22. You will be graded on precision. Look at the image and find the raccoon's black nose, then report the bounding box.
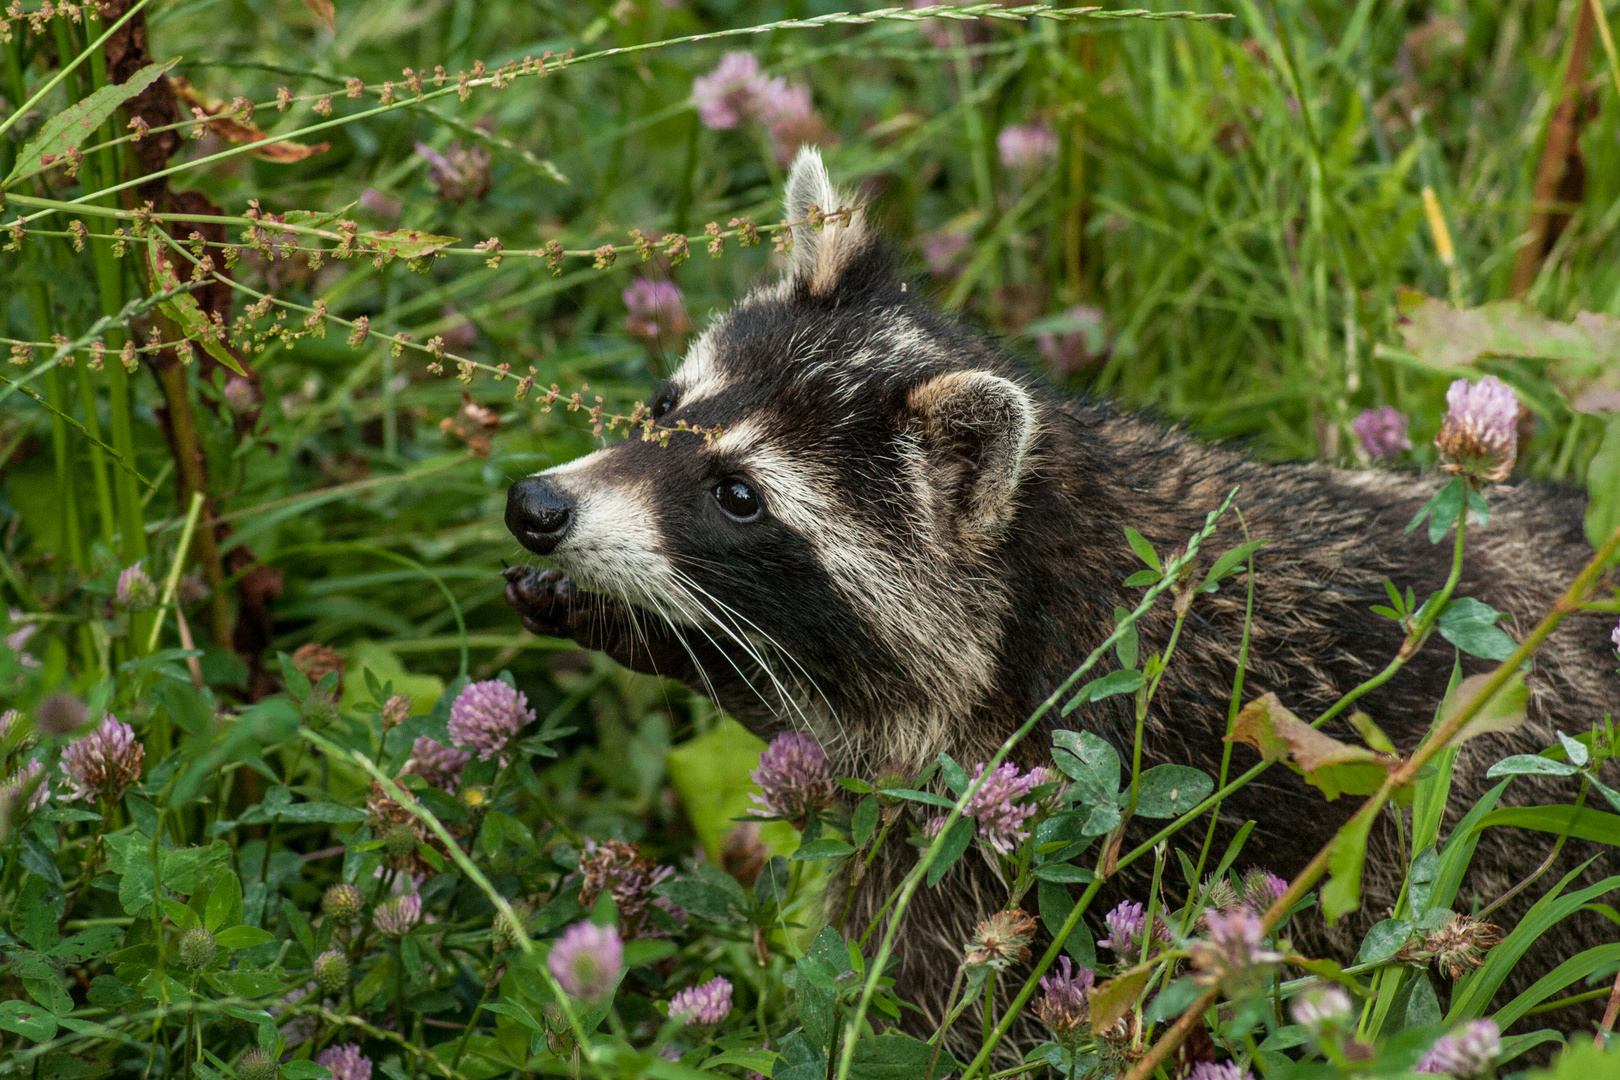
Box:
[506,477,573,555]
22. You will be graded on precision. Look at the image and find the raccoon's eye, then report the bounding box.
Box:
[713,478,762,521]
[650,384,678,421]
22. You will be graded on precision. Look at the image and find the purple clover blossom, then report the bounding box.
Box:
[623,279,692,345]
[1290,984,1354,1034]
[1436,376,1519,483]
[1099,900,1150,958]
[922,815,948,839]
[670,975,733,1025]
[373,893,421,936]
[549,920,623,1000]
[692,52,768,129]
[413,140,492,204]
[1352,406,1412,459]
[1240,868,1289,914]
[116,564,157,611]
[1,760,49,817]
[1416,1019,1501,1077]
[315,1043,373,1080]
[964,762,1040,855]
[748,732,835,827]
[758,79,811,126]
[1190,906,1285,996]
[997,123,1057,171]
[447,679,534,761]
[1034,956,1093,1040]
[62,717,143,804]
[1187,1065,1253,1080]
[923,230,970,277]
[401,737,471,793]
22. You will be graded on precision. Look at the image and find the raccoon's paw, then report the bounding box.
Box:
[502,565,581,640]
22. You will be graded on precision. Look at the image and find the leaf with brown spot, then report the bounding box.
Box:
[302,0,336,31]
[170,76,330,162]
[362,229,460,261]
[1226,693,1401,800]
[1088,966,1152,1035]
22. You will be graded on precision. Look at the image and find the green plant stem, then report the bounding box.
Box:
[449,976,496,1074]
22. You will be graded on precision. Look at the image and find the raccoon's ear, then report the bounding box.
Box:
[909,371,1037,541]
[783,146,870,298]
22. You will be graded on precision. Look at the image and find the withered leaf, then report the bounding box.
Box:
[1438,670,1529,745]
[1395,288,1620,414]
[171,77,330,162]
[1226,693,1401,800]
[302,0,336,32]
[1089,966,1153,1035]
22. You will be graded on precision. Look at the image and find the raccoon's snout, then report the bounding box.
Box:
[506,476,574,555]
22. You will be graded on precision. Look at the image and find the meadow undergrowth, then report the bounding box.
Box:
[3,2,1620,1080]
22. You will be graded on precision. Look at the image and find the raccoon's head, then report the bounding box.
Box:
[505,149,1046,766]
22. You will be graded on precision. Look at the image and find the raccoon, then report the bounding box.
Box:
[502,149,1619,1042]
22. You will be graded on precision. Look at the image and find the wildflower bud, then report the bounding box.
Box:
[670,975,732,1027]
[1290,984,1353,1036]
[448,679,534,762]
[381,694,410,730]
[1417,1019,1500,1077]
[1240,867,1289,915]
[747,733,835,829]
[578,838,673,937]
[492,900,534,954]
[1099,900,1160,961]
[179,926,216,970]
[223,376,256,412]
[1189,906,1284,998]
[236,1047,279,1080]
[964,908,1037,970]
[400,736,469,793]
[62,716,143,803]
[997,123,1057,172]
[1436,376,1519,484]
[383,823,419,862]
[314,948,351,994]
[1034,956,1093,1048]
[116,563,158,612]
[964,762,1047,854]
[322,882,363,922]
[1423,914,1501,980]
[316,1043,372,1080]
[1352,406,1411,460]
[36,692,88,737]
[373,893,421,936]
[548,920,622,1000]
[1199,874,1238,916]
[460,784,488,811]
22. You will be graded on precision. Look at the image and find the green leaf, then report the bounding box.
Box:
[1123,527,1161,572]
[1586,415,1620,552]
[1033,864,1095,884]
[925,817,975,887]
[280,1062,334,1080]
[1051,729,1121,805]
[207,871,243,933]
[791,838,855,862]
[238,800,367,825]
[1037,879,1095,966]
[1200,538,1265,592]
[362,229,461,260]
[1322,808,1375,924]
[1485,754,1579,779]
[1436,597,1517,661]
[851,796,879,848]
[701,1050,780,1074]
[1113,606,1138,670]
[5,60,178,184]
[146,237,249,377]
[1131,764,1213,818]
[1493,943,1620,1030]
[847,1032,956,1080]
[1429,780,1510,914]
[213,925,276,949]
[1123,569,1160,586]
[1407,477,1465,541]
[1476,804,1620,847]
[878,788,954,808]
[1144,976,1204,1024]
[50,926,124,965]
[0,999,58,1042]
[1061,669,1145,715]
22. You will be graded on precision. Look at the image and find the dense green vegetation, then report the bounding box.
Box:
[3,2,1620,1079]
